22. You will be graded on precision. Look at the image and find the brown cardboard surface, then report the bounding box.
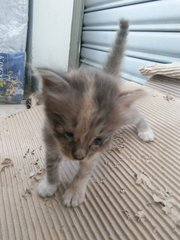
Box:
[0,90,180,240]
[146,75,180,98]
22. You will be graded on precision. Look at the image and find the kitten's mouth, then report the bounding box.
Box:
[73,158,85,161]
[72,154,87,161]
[72,156,86,161]
[61,151,87,161]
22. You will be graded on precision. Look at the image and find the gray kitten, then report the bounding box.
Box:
[37,20,154,207]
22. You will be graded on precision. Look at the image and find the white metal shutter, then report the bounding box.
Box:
[80,0,180,84]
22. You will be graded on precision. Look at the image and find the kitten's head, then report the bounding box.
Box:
[40,68,145,161]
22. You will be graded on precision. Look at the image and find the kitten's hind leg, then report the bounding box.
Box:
[25,68,43,109]
[127,108,154,142]
[63,158,96,207]
[25,93,43,109]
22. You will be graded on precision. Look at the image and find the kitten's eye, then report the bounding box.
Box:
[93,137,103,145]
[63,131,74,141]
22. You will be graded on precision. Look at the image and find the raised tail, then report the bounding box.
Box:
[103,19,129,76]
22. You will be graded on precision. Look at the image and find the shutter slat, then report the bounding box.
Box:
[84,0,156,12]
[80,0,180,84]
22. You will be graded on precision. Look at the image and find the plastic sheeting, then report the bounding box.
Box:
[0,0,28,52]
[0,0,28,103]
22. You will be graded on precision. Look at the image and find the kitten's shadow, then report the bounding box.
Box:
[59,160,79,187]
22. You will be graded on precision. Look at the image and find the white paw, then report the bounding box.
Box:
[138,128,154,142]
[62,187,86,207]
[37,177,58,198]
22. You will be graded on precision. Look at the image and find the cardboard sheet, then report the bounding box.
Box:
[0,90,180,240]
[146,75,180,98]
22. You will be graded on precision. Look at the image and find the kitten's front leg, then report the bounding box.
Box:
[38,151,60,197]
[127,108,154,142]
[63,158,96,207]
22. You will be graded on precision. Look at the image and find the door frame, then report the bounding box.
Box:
[68,0,84,69]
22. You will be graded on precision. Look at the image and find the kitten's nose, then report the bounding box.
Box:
[73,149,86,160]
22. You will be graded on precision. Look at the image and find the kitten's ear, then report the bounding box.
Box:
[38,69,69,93]
[119,89,146,108]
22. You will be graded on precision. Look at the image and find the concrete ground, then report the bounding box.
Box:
[0,104,26,118]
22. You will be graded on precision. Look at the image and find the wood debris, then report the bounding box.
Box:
[135,210,145,222]
[23,148,30,158]
[163,94,175,102]
[29,172,35,178]
[31,150,35,155]
[25,188,32,195]
[0,158,13,172]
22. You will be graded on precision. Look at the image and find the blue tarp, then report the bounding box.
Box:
[0,0,28,103]
[0,53,25,103]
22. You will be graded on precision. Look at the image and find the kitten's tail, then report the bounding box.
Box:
[103,19,129,76]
